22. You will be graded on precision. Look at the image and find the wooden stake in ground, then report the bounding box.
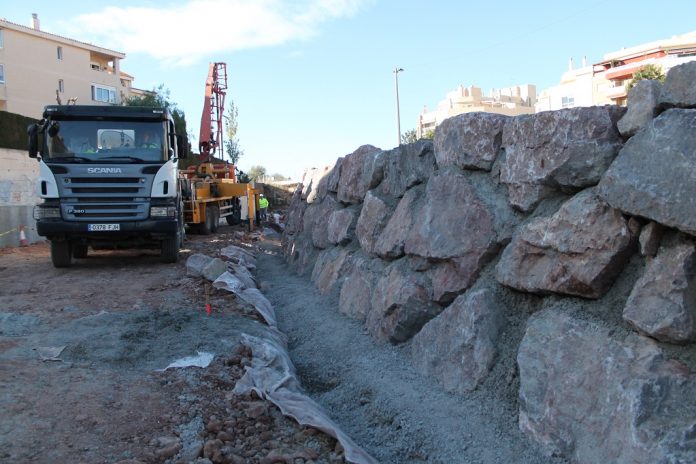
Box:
[204,283,212,315]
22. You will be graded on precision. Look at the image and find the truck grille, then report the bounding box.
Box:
[60,175,150,221]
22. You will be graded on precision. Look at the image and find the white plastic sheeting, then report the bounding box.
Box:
[212,271,245,294]
[214,245,375,463]
[213,272,276,327]
[161,351,215,370]
[234,333,378,464]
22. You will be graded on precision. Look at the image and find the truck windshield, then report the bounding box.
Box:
[46,120,167,163]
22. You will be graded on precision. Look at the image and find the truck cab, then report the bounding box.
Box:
[28,105,187,267]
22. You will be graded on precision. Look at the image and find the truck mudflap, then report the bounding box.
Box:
[37,219,178,238]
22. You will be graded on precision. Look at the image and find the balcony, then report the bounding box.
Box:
[604,85,627,100]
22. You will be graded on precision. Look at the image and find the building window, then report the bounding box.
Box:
[91,84,116,103]
[58,79,64,93]
[0,64,5,84]
[0,29,4,49]
[57,46,63,60]
[561,96,575,108]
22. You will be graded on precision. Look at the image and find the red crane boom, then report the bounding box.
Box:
[199,62,228,161]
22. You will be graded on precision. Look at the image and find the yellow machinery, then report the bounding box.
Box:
[180,162,261,234]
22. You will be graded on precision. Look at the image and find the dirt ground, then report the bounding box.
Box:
[0,225,346,464]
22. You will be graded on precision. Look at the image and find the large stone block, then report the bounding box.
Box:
[284,233,319,276]
[301,165,332,204]
[617,79,662,137]
[379,140,437,198]
[311,247,353,295]
[659,61,696,109]
[355,190,391,255]
[315,157,343,200]
[598,109,696,236]
[336,145,384,204]
[496,189,634,298]
[405,171,499,261]
[501,106,625,212]
[428,257,491,305]
[434,112,509,171]
[327,208,356,246]
[338,253,385,322]
[367,259,441,344]
[411,288,505,394]
[284,188,308,235]
[302,195,342,249]
[624,232,696,344]
[518,309,696,463]
[374,186,423,260]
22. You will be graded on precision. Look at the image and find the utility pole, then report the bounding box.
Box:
[393,67,404,146]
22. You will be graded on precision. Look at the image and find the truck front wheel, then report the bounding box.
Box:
[161,236,179,263]
[51,240,72,268]
[73,243,88,259]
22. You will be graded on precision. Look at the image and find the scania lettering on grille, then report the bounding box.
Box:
[87,167,123,174]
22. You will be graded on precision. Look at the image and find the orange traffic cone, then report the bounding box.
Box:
[19,226,28,247]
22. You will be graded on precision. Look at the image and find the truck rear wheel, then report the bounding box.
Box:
[225,206,242,226]
[210,206,220,233]
[200,205,217,235]
[51,240,72,268]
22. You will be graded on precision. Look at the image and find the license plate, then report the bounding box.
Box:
[88,224,120,231]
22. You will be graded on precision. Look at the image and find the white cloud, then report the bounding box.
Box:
[60,0,369,66]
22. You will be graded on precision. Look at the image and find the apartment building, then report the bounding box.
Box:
[0,13,144,119]
[536,30,696,111]
[417,84,536,139]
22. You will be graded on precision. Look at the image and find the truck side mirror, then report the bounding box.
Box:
[176,135,187,159]
[27,124,39,158]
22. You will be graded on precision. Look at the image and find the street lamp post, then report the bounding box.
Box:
[393,67,404,146]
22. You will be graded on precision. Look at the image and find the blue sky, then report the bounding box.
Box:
[4,1,695,180]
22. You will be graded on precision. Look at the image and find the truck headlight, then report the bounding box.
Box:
[150,206,176,218]
[33,205,61,219]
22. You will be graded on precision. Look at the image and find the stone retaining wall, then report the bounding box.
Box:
[282,62,696,463]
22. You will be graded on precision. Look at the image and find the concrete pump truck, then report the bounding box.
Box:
[28,105,187,267]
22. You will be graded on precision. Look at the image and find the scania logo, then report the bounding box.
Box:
[87,167,123,174]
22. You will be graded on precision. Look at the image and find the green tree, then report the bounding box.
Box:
[124,84,189,155]
[627,64,666,91]
[401,128,434,144]
[248,165,267,182]
[401,128,418,144]
[223,99,244,165]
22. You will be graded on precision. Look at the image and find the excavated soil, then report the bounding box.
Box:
[0,228,346,464]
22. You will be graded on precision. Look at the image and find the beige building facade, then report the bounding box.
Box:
[536,30,696,112]
[0,13,144,119]
[417,84,536,138]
